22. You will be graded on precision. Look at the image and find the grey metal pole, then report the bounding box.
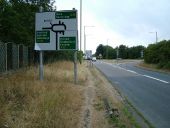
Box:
[83,26,95,54]
[39,51,44,81]
[39,6,44,81]
[156,31,158,43]
[74,51,78,84]
[116,48,119,59]
[149,31,158,43]
[106,39,109,59]
[80,0,82,51]
[84,26,86,53]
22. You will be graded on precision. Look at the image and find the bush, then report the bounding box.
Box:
[144,40,170,69]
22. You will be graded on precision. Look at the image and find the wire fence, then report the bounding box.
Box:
[0,42,34,73]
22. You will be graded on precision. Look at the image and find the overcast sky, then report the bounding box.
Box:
[55,0,170,53]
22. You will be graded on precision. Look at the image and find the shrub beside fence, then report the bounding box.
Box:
[0,42,34,73]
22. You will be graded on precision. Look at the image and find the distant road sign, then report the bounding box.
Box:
[35,10,78,51]
[56,11,76,19]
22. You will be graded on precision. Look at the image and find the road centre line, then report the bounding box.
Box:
[104,62,169,84]
[126,70,138,74]
[142,75,169,84]
[122,67,169,84]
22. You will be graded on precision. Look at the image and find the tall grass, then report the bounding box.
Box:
[0,61,86,128]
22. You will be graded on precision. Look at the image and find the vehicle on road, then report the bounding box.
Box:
[92,57,96,61]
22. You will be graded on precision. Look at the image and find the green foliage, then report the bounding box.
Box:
[128,45,145,59]
[119,45,128,59]
[144,40,170,69]
[77,50,83,64]
[95,44,145,59]
[95,44,105,58]
[0,0,54,45]
[95,44,116,59]
[43,51,83,64]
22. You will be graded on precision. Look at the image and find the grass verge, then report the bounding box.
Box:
[89,66,141,128]
[0,61,86,128]
[138,62,170,73]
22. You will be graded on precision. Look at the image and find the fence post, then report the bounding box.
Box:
[5,43,7,72]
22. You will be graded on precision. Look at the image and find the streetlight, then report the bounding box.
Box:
[149,31,158,43]
[116,47,119,59]
[80,0,82,51]
[106,39,109,59]
[84,26,95,53]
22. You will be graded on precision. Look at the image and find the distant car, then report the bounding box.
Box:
[92,57,97,61]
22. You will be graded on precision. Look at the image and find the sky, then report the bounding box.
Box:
[55,0,170,54]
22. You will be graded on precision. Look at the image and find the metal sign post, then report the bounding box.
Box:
[39,50,43,80]
[74,51,77,84]
[39,6,44,81]
[35,9,78,83]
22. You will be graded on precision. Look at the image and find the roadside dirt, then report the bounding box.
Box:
[80,62,130,128]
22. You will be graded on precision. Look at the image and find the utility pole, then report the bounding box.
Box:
[80,0,82,51]
[84,26,95,53]
[106,39,109,59]
[116,47,119,59]
[84,26,86,53]
[149,31,158,43]
[156,31,158,43]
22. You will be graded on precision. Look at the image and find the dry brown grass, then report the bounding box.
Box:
[0,61,86,128]
[138,61,170,73]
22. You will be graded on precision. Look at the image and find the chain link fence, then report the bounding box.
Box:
[0,42,34,73]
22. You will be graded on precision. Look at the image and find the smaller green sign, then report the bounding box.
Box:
[56,11,76,19]
[59,37,76,50]
[36,31,50,43]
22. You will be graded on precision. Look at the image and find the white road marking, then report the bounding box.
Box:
[142,75,169,84]
[126,70,137,74]
[103,62,169,84]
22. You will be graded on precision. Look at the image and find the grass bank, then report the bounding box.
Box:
[0,61,86,128]
[138,61,170,73]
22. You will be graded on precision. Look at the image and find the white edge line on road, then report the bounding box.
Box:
[142,75,169,84]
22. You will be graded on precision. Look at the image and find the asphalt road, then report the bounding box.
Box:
[94,60,170,128]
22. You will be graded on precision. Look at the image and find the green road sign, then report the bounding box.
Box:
[35,11,77,50]
[56,11,76,19]
[59,37,76,50]
[36,31,50,43]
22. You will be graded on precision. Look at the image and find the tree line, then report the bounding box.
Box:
[144,40,170,69]
[95,40,170,69]
[95,44,145,59]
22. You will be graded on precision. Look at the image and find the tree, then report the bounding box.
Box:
[128,45,145,59]
[144,40,170,69]
[118,45,128,59]
[95,44,105,58]
[95,44,116,59]
[0,0,54,45]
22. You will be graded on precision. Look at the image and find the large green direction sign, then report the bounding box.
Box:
[56,11,76,19]
[35,10,77,51]
[36,31,50,43]
[59,37,76,50]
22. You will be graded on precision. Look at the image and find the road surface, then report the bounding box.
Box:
[94,60,170,128]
